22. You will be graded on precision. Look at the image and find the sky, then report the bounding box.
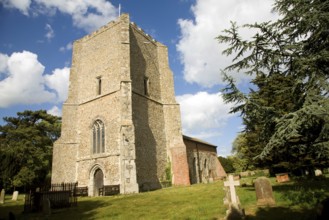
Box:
[0,0,278,156]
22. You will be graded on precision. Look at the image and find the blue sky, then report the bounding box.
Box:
[0,0,277,156]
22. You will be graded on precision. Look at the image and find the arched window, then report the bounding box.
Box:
[92,120,105,154]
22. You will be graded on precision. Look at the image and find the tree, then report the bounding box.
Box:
[217,0,329,171]
[0,110,61,190]
[218,156,235,173]
[231,133,251,171]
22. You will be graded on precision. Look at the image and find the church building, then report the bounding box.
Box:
[51,14,226,196]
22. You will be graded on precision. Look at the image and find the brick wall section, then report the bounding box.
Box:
[184,137,227,184]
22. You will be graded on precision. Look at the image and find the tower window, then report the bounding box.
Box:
[97,77,102,95]
[144,77,149,96]
[92,120,105,154]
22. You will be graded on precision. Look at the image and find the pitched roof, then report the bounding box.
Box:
[183,135,217,148]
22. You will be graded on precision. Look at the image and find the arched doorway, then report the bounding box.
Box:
[94,168,104,196]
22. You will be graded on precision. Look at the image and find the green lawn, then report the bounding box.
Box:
[1,176,328,220]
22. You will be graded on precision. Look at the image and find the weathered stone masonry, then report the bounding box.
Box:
[52,14,225,195]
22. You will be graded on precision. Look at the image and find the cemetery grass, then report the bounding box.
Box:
[1,176,329,219]
[240,175,329,220]
[0,182,227,220]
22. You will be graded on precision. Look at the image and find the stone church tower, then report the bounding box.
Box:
[52,14,191,195]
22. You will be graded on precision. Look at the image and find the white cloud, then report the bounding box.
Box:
[59,42,73,52]
[177,0,278,87]
[44,67,70,102]
[0,53,9,74]
[0,51,56,107]
[0,51,70,108]
[47,105,62,116]
[35,0,118,32]
[45,23,54,41]
[0,0,118,32]
[176,91,235,138]
[1,0,31,15]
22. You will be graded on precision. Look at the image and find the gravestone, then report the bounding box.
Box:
[254,177,276,206]
[223,175,245,219]
[315,169,323,176]
[233,175,240,181]
[224,175,240,204]
[0,189,5,204]
[275,173,290,183]
[12,191,19,201]
[240,171,250,177]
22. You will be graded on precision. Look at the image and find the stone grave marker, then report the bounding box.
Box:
[240,171,250,177]
[12,191,19,201]
[223,175,245,219]
[224,175,240,204]
[254,177,276,206]
[315,169,322,176]
[275,173,290,183]
[0,189,5,204]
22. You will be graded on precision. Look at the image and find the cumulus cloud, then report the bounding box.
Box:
[177,0,278,87]
[176,91,235,139]
[1,0,31,15]
[0,51,69,108]
[36,0,118,32]
[0,0,119,33]
[45,23,54,41]
[44,67,70,102]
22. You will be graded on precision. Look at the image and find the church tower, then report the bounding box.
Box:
[51,14,190,195]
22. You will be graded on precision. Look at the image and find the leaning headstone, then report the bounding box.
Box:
[223,175,245,219]
[315,169,323,176]
[12,191,19,201]
[0,189,5,204]
[254,177,276,206]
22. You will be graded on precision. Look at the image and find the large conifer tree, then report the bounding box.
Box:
[218,0,329,172]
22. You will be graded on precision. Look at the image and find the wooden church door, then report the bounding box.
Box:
[94,168,104,196]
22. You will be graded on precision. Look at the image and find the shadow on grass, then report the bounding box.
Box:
[243,176,329,220]
[246,206,317,220]
[0,197,114,220]
[273,176,329,207]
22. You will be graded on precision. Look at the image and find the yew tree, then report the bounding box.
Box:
[218,0,329,172]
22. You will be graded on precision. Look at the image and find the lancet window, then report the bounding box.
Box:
[97,76,102,95]
[92,120,105,154]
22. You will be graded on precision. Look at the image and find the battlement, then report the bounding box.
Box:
[129,21,157,44]
[75,13,160,46]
